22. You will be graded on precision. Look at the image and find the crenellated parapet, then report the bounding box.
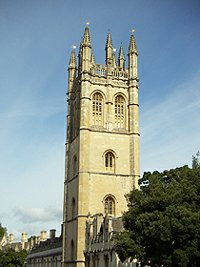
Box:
[90,64,129,79]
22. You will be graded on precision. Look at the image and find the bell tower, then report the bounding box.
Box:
[62,25,140,267]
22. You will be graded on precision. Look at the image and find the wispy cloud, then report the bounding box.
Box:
[14,206,62,224]
[140,70,200,173]
[0,97,65,120]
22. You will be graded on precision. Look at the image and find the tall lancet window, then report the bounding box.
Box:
[105,152,115,172]
[104,196,115,215]
[71,240,75,261]
[115,95,125,128]
[92,92,103,126]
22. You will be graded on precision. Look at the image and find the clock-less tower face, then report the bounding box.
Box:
[62,26,139,267]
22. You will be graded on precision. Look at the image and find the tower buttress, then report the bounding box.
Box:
[78,41,83,74]
[81,25,92,72]
[68,48,77,95]
[128,31,140,183]
[128,31,138,79]
[67,48,77,143]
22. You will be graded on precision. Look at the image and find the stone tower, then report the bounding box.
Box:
[62,25,140,267]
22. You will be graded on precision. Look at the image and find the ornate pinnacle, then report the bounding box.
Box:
[113,48,117,68]
[118,46,125,60]
[106,32,113,48]
[128,30,137,54]
[91,52,95,65]
[68,48,76,68]
[118,46,125,70]
[82,24,91,46]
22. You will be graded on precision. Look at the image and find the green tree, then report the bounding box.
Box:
[0,223,26,267]
[114,166,200,267]
[0,249,27,267]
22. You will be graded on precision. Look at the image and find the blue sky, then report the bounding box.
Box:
[0,0,200,241]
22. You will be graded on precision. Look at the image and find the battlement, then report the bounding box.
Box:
[90,64,129,79]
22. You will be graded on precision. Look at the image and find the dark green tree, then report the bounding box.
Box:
[0,223,27,267]
[114,166,200,267]
[0,249,27,267]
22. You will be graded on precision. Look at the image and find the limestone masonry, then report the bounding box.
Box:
[62,25,140,267]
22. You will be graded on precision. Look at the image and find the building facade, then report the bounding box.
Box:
[62,25,140,267]
[84,214,138,267]
[26,229,62,267]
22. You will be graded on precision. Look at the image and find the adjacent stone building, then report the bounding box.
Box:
[26,229,62,267]
[84,214,137,267]
[1,232,30,252]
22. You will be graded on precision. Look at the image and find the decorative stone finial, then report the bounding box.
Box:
[106,32,113,48]
[82,24,91,46]
[131,28,136,34]
[68,48,77,68]
[91,52,95,65]
[118,46,125,70]
[128,31,137,54]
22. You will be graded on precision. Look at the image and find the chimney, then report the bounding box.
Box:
[50,229,56,239]
[9,233,14,243]
[21,232,27,242]
[40,230,47,241]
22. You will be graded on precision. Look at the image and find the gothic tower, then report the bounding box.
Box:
[62,25,140,267]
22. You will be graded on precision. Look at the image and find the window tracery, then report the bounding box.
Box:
[92,92,103,126]
[114,95,125,128]
[105,152,115,172]
[104,196,115,215]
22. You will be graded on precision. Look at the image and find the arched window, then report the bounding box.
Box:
[73,100,77,137]
[72,198,75,219]
[92,92,103,126]
[71,240,75,261]
[104,196,115,215]
[114,95,125,128]
[105,152,115,172]
[73,155,77,176]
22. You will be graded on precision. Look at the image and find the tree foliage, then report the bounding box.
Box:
[114,166,200,267]
[0,249,27,267]
[0,223,6,241]
[0,223,26,267]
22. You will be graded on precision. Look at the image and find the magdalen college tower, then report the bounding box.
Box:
[62,25,140,267]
